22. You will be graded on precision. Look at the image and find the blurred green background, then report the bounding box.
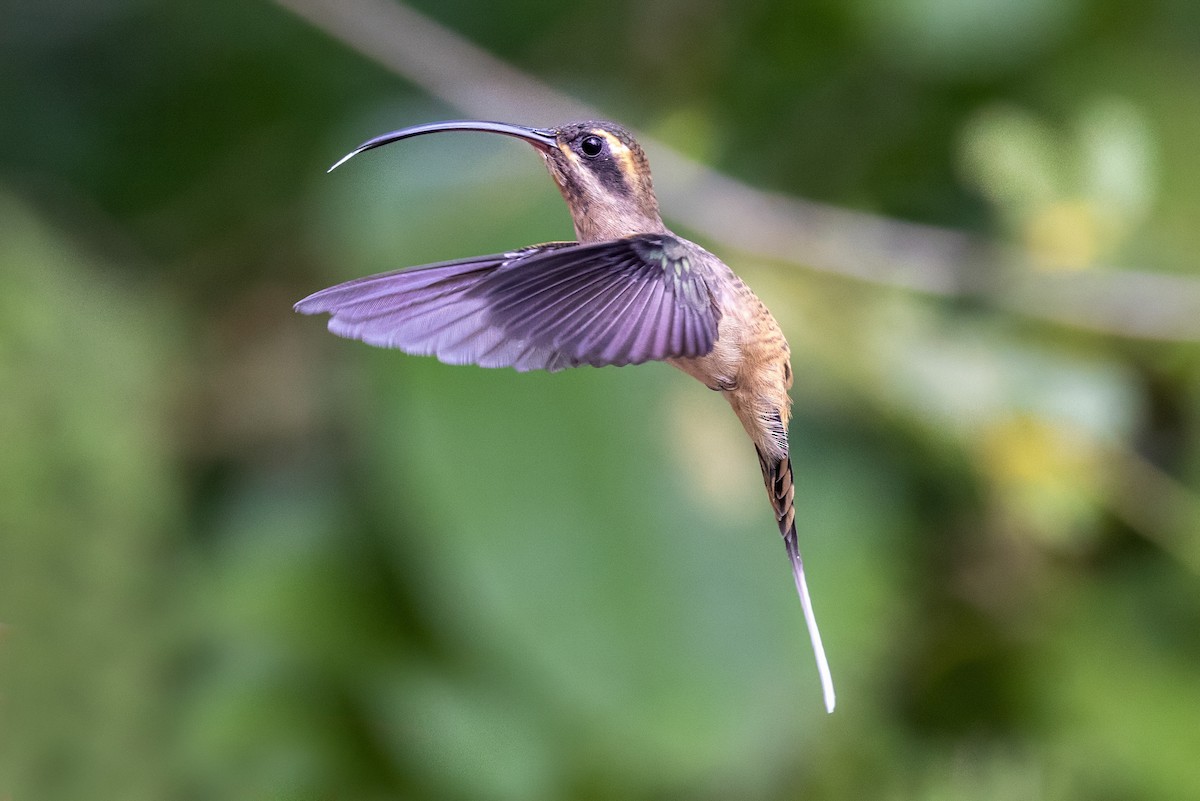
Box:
[3,0,1199,798]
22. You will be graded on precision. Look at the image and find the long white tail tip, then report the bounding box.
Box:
[787,536,836,713]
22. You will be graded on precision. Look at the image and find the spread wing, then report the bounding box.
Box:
[294,234,721,372]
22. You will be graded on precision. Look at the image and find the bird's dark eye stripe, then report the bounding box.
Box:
[580,135,604,158]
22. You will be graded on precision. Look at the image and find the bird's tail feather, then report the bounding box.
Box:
[756,447,836,714]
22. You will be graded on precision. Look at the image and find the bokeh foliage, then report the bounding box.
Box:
[2,0,1199,798]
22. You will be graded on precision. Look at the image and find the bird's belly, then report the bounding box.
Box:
[668,338,742,391]
[668,303,793,457]
[668,302,750,390]
[668,301,777,391]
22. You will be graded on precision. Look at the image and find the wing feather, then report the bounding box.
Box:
[598,276,660,365]
[295,234,721,371]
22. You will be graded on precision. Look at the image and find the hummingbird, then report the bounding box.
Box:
[296,120,836,713]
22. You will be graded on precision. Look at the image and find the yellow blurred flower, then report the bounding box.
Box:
[977,415,1103,548]
[1023,198,1102,270]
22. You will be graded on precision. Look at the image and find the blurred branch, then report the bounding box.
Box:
[1106,447,1200,575]
[273,0,1200,341]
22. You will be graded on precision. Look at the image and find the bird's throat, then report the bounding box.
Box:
[540,151,667,243]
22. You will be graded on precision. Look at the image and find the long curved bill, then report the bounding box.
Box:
[327,120,559,173]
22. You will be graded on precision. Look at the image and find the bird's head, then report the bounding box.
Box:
[328,119,666,243]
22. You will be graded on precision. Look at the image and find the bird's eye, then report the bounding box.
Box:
[579,135,605,158]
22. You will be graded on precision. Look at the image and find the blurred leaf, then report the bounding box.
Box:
[959,105,1061,219]
[0,194,184,800]
[1077,98,1157,237]
[852,0,1082,77]
[959,99,1158,268]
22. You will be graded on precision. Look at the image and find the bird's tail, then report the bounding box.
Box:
[756,446,836,714]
